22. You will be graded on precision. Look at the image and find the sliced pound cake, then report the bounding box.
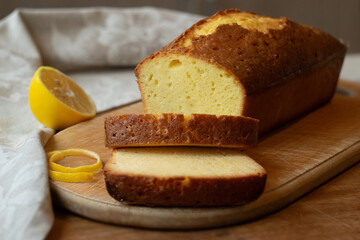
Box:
[104,147,266,207]
[135,9,347,135]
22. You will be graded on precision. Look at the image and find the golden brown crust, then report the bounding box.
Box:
[137,9,346,95]
[243,56,344,135]
[135,9,347,135]
[105,113,259,148]
[104,168,266,207]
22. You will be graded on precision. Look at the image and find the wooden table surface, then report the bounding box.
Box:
[46,162,359,239]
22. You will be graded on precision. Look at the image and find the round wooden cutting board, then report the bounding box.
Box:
[44,81,360,229]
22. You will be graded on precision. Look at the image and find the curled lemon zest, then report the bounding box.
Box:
[48,170,93,183]
[47,148,102,182]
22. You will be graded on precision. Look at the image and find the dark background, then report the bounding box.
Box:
[1,0,359,52]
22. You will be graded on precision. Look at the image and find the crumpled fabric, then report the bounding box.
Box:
[0,7,201,240]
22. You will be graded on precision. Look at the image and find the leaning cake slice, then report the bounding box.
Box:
[104,147,266,207]
[105,113,259,148]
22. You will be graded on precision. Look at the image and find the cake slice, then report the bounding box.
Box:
[105,113,258,148]
[135,9,347,135]
[104,147,266,207]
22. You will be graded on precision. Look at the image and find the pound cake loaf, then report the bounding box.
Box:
[135,9,347,135]
[104,147,266,207]
[105,113,258,148]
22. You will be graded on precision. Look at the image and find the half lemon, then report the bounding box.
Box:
[29,66,96,130]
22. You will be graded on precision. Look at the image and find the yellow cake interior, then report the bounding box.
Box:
[138,12,285,116]
[138,54,244,116]
[110,147,264,177]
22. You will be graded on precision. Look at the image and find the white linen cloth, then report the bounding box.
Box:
[0,7,201,240]
[0,7,359,240]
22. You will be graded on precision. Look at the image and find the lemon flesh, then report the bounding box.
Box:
[29,66,96,130]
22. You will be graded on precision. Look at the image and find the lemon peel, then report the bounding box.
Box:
[47,148,102,182]
[48,171,94,183]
